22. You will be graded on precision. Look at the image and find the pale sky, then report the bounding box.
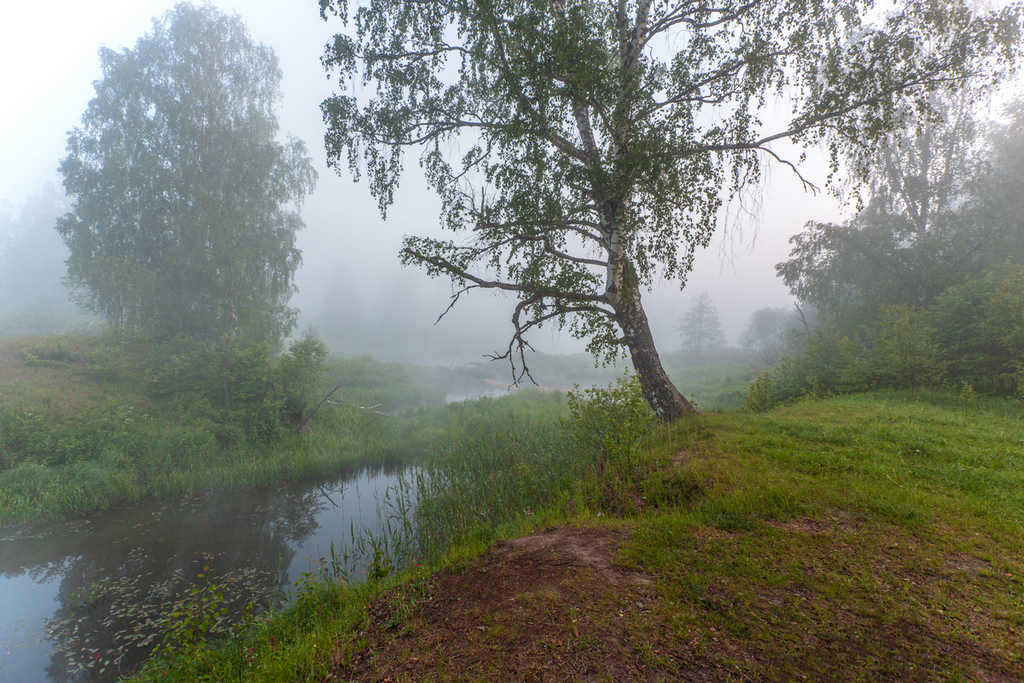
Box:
[0,0,848,358]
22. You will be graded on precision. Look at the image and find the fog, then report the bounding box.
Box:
[0,0,846,367]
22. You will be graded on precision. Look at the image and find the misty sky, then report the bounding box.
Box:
[0,0,848,362]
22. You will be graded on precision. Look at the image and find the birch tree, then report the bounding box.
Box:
[60,3,316,350]
[320,0,1021,420]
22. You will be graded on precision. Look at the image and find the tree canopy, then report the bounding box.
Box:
[777,95,1024,324]
[320,0,1021,419]
[59,2,316,347]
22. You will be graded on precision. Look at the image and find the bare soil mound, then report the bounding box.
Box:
[324,524,732,682]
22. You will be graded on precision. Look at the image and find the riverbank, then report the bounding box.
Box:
[0,334,571,524]
[129,389,1024,681]
[0,333,752,525]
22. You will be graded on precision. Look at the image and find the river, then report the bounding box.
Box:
[0,461,410,683]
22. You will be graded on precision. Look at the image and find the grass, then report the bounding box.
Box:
[662,351,758,411]
[617,391,1024,680]
[126,388,1024,682]
[0,334,570,524]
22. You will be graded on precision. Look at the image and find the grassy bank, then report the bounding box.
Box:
[0,333,752,524]
[127,388,1024,681]
[0,334,571,524]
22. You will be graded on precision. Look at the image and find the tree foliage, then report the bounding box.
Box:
[874,304,942,394]
[770,90,1024,405]
[930,264,1024,393]
[59,2,316,347]
[320,0,1021,419]
[778,91,1024,324]
[967,100,1024,266]
[748,265,1024,408]
[775,202,989,323]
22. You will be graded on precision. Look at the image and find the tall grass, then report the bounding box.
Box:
[124,388,583,681]
[310,389,587,581]
[412,419,590,559]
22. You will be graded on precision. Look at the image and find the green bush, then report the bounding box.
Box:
[19,336,91,366]
[277,330,330,428]
[747,303,944,408]
[746,369,775,412]
[0,401,149,469]
[931,264,1024,394]
[563,373,656,464]
[141,330,332,447]
[875,304,943,393]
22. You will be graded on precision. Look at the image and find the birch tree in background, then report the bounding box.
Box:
[678,292,726,362]
[59,3,316,350]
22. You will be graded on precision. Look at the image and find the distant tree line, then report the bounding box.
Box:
[674,293,810,368]
[751,91,1024,407]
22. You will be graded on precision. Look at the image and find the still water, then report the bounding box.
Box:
[0,462,409,683]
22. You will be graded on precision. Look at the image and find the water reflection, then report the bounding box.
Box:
[0,461,406,683]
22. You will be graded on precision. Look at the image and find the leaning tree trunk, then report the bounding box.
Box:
[615,287,696,420]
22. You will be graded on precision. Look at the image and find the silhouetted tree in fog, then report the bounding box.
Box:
[678,292,726,362]
[740,307,798,366]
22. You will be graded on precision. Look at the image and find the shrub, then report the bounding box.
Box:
[930,265,1024,394]
[276,330,330,429]
[563,373,656,464]
[746,369,775,412]
[142,330,332,446]
[874,304,942,393]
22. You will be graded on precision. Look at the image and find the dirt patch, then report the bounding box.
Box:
[767,518,835,535]
[945,555,994,576]
[766,512,861,536]
[321,520,1024,682]
[496,525,651,586]
[324,524,733,682]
